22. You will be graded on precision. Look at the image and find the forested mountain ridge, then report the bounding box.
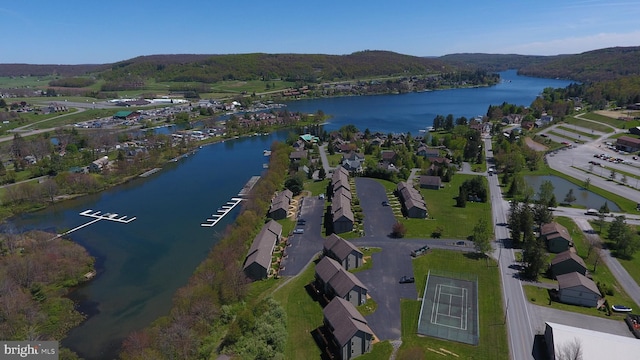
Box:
[518,46,640,82]
[0,51,455,82]
[439,46,640,82]
[102,51,455,83]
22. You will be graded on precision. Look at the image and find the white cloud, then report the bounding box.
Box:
[504,31,640,55]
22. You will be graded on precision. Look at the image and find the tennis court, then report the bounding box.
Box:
[417,270,479,345]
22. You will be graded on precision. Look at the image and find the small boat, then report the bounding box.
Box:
[263,150,272,156]
[611,305,633,312]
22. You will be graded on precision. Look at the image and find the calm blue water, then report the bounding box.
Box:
[9,71,574,359]
[285,70,574,134]
[524,175,620,211]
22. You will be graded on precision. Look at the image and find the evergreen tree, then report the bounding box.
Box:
[563,189,576,205]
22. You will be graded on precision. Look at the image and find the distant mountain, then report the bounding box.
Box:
[101,51,455,83]
[518,46,640,82]
[438,53,554,72]
[0,63,108,77]
[439,47,640,82]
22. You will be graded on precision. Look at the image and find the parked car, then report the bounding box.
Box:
[399,276,415,284]
[293,228,304,234]
[297,218,306,224]
[381,201,390,206]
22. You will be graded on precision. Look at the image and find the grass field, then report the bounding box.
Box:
[398,250,508,360]
[402,174,492,239]
[563,116,615,133]
[556,125,599,139]
[581,112,640,129]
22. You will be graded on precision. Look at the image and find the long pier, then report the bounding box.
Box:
[52,209,137,240]
[200,176,261,228]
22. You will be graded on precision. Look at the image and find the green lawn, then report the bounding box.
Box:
[562,117,615,133]
[326,153,342,167]
[303,178,329,196]
[582,112,640,129]
[556,125,599,139]
[403,174,492,239]
[617,256,640,290]
[271,262,324,360]
[398,250,508,360]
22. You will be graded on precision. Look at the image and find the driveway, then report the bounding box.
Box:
[355,177,398,236]
[279,196,325,276]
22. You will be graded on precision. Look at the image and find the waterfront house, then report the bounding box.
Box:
[323,234,363,270]
[89,156,110,173]
[242,220,282,280]
[550,250,588,278]
[557,272,601,307]
[323,297,373,360]
[541,222,573,253]
[268,189,293,220]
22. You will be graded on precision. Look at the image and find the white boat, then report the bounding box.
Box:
[611,305,633,312]
[263,150,272,156]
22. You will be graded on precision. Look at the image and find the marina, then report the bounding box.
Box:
[200,176,261,227]
[53,209,137,239]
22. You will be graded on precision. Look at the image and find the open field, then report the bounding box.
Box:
[398,250,508,359]
[563,116,615,133]
[402,174,491,239]
[557,125,599,139]
[582,112,640,129]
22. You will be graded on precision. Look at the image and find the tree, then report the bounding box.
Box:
[317,168,326,180]
[284,175,304,196]
[622,173,628,185]
[472,218,492,257]
[391,222,407,238]
[599,201,610,214]
[563,189,576,205]
[583,177,591,189]
[607,215,626,244]
[508,202,523,244]
[522,229,545,280]
[609,169,617,180]
[537,180,554,206]
[456,186,467,208]
[616,225,640,259]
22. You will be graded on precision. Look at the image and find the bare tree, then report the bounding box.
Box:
[557,338,583,360]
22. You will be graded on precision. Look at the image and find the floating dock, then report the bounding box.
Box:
[200,176,261,227]
[52,209,137,240]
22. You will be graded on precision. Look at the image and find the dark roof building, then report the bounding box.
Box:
[323,234,363,271]
[242,220,282,280]
[397,181,427,218]
[268,189,293,220]
[550,250,588,278]
[323,297,373,360]
[557,272,601,307]
[541,222,573,253]
[616,136,640,152]
[419,175,442,190]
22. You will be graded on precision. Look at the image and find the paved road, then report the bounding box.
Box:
[486,136,536,360]
[355,178,397,236]
[279,196,325,276]
[317,144,333,176]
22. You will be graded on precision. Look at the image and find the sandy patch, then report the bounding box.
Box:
[595,109,640,119]
[524,137,548,151]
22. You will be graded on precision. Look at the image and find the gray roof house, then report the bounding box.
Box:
[316,257,368,307]
[323,297,373,360]
[397,182,427,218]
[557,272,601,307]
[541,222,573,253]
[419,175,442,190]
[550,250,588,278]
[242,220,283,280]
[268,189,293,220]
[333,207,355,234]
[323,234,363,271]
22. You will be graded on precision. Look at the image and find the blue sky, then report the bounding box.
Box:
[2,0,640,64]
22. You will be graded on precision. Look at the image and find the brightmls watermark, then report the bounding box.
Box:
[1,341,58,359]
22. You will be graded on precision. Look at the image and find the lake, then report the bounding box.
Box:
[524,175,620,211]
[284,70,575,134]
[9,70,574,359]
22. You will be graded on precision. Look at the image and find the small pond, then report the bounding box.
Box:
[524,175,620,211]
